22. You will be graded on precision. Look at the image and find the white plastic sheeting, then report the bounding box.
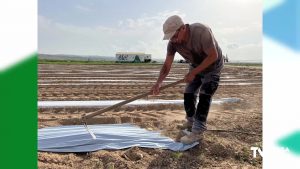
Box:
[38,124,198,152]
[38,98,241,108]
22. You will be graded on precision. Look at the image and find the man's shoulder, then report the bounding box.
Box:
[189,23,211,38]
[190,23,210,31]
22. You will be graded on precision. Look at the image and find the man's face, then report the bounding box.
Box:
[170,26,185,44]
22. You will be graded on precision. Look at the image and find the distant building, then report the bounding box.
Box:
[116,52,151,63]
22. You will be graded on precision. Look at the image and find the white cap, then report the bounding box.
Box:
[163,15,184,40]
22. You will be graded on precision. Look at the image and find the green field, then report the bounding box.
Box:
[225,62,262,67]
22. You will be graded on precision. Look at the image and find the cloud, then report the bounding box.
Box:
[39,15,120,55]
[39,6,261,62]
[227,44,239,49]
[38,11,186,60]
[226,43,262,61]
[75,5,92,12]
[213,22,262,61]
[117,10,185,30]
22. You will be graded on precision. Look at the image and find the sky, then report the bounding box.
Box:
[38,0,262,62]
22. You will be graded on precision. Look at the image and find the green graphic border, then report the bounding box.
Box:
[0,54,37,168]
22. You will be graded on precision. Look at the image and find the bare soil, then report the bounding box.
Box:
[38,63,262,169]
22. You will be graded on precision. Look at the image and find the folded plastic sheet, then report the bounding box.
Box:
[38,124,198,152]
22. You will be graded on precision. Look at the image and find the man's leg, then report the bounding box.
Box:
[193,74,220,133]
[181,74,220,144]
[184,93,197,131]
[182,74,202,130]
[192,93,212,132]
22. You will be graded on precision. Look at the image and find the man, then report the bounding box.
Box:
[151,15,224,144]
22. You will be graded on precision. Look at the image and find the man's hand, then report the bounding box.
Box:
[151,83,162,95]
[184,72,196,83]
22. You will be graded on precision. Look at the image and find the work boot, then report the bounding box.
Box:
[180,131,204,144]
[177,121,193,131]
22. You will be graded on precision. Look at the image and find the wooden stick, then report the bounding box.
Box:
[82,79,184,121]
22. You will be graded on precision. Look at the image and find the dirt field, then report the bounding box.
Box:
[38,63,262,169]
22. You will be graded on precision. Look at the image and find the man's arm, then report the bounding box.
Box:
[184,47,218,82]
[151,54,175,95]
[156,54,174,84]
